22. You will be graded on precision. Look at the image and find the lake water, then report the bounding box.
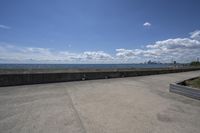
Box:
[0,64,171,69]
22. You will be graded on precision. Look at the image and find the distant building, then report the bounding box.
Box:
[147,60,159,64]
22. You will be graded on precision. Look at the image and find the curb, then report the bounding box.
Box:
[169,78,200,100]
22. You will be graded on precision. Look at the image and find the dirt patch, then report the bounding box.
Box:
[184,77,200,89]
[157,113,174,123]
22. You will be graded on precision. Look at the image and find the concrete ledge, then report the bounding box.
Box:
[0,67,200,87]
[169,78,200,100]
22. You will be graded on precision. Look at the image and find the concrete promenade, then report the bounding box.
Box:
[0,71,200,133]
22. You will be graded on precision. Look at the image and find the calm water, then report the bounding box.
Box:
[0,64,170,69]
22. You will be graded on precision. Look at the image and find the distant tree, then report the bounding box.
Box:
[190,61,200,66]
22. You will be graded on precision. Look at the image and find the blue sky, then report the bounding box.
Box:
[0,0,200,63]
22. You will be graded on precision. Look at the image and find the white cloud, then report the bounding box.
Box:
[190,30,200,41]
[82,51,113,60]
[1,30,200,63]
[146,38,200,49]
[0,43,113,63]
[0,24,11,29]
[116,30,200,63]
[143,22,151,27]
[116,49,137,58]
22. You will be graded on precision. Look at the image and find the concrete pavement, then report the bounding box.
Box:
[0,71,200,133]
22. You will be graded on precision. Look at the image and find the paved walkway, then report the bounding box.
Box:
[0,71,200,133]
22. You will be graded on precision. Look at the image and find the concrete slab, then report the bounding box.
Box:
[0,83,86,133]
[0,71,200,133]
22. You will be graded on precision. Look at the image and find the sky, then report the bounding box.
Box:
[0,0,200,63]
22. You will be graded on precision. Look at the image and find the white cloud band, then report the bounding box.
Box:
[116,30,200,63]
[0,30,200,63]
[0,44,113,63]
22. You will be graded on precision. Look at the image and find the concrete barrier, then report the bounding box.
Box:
[170,78,200,100]
[0,67,200,87]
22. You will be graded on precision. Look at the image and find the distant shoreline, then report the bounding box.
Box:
[0,63,173,69]
[0,66,197,75]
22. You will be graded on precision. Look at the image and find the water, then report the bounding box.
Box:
[0,64,170,69]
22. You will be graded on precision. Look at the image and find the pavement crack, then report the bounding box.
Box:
[65,88,87,133]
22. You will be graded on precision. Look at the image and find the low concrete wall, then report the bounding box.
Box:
[170,82,200,100]
[0,67,200,87]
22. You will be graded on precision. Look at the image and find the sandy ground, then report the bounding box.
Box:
[0,71,200,133]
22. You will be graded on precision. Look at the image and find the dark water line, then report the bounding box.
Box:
[0,63,171,69]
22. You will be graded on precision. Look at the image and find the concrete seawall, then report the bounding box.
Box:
[0,67,200,87]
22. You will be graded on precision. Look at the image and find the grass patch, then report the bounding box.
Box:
[185,77,200,89]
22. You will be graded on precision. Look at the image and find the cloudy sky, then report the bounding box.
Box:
[0,0,200,63]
